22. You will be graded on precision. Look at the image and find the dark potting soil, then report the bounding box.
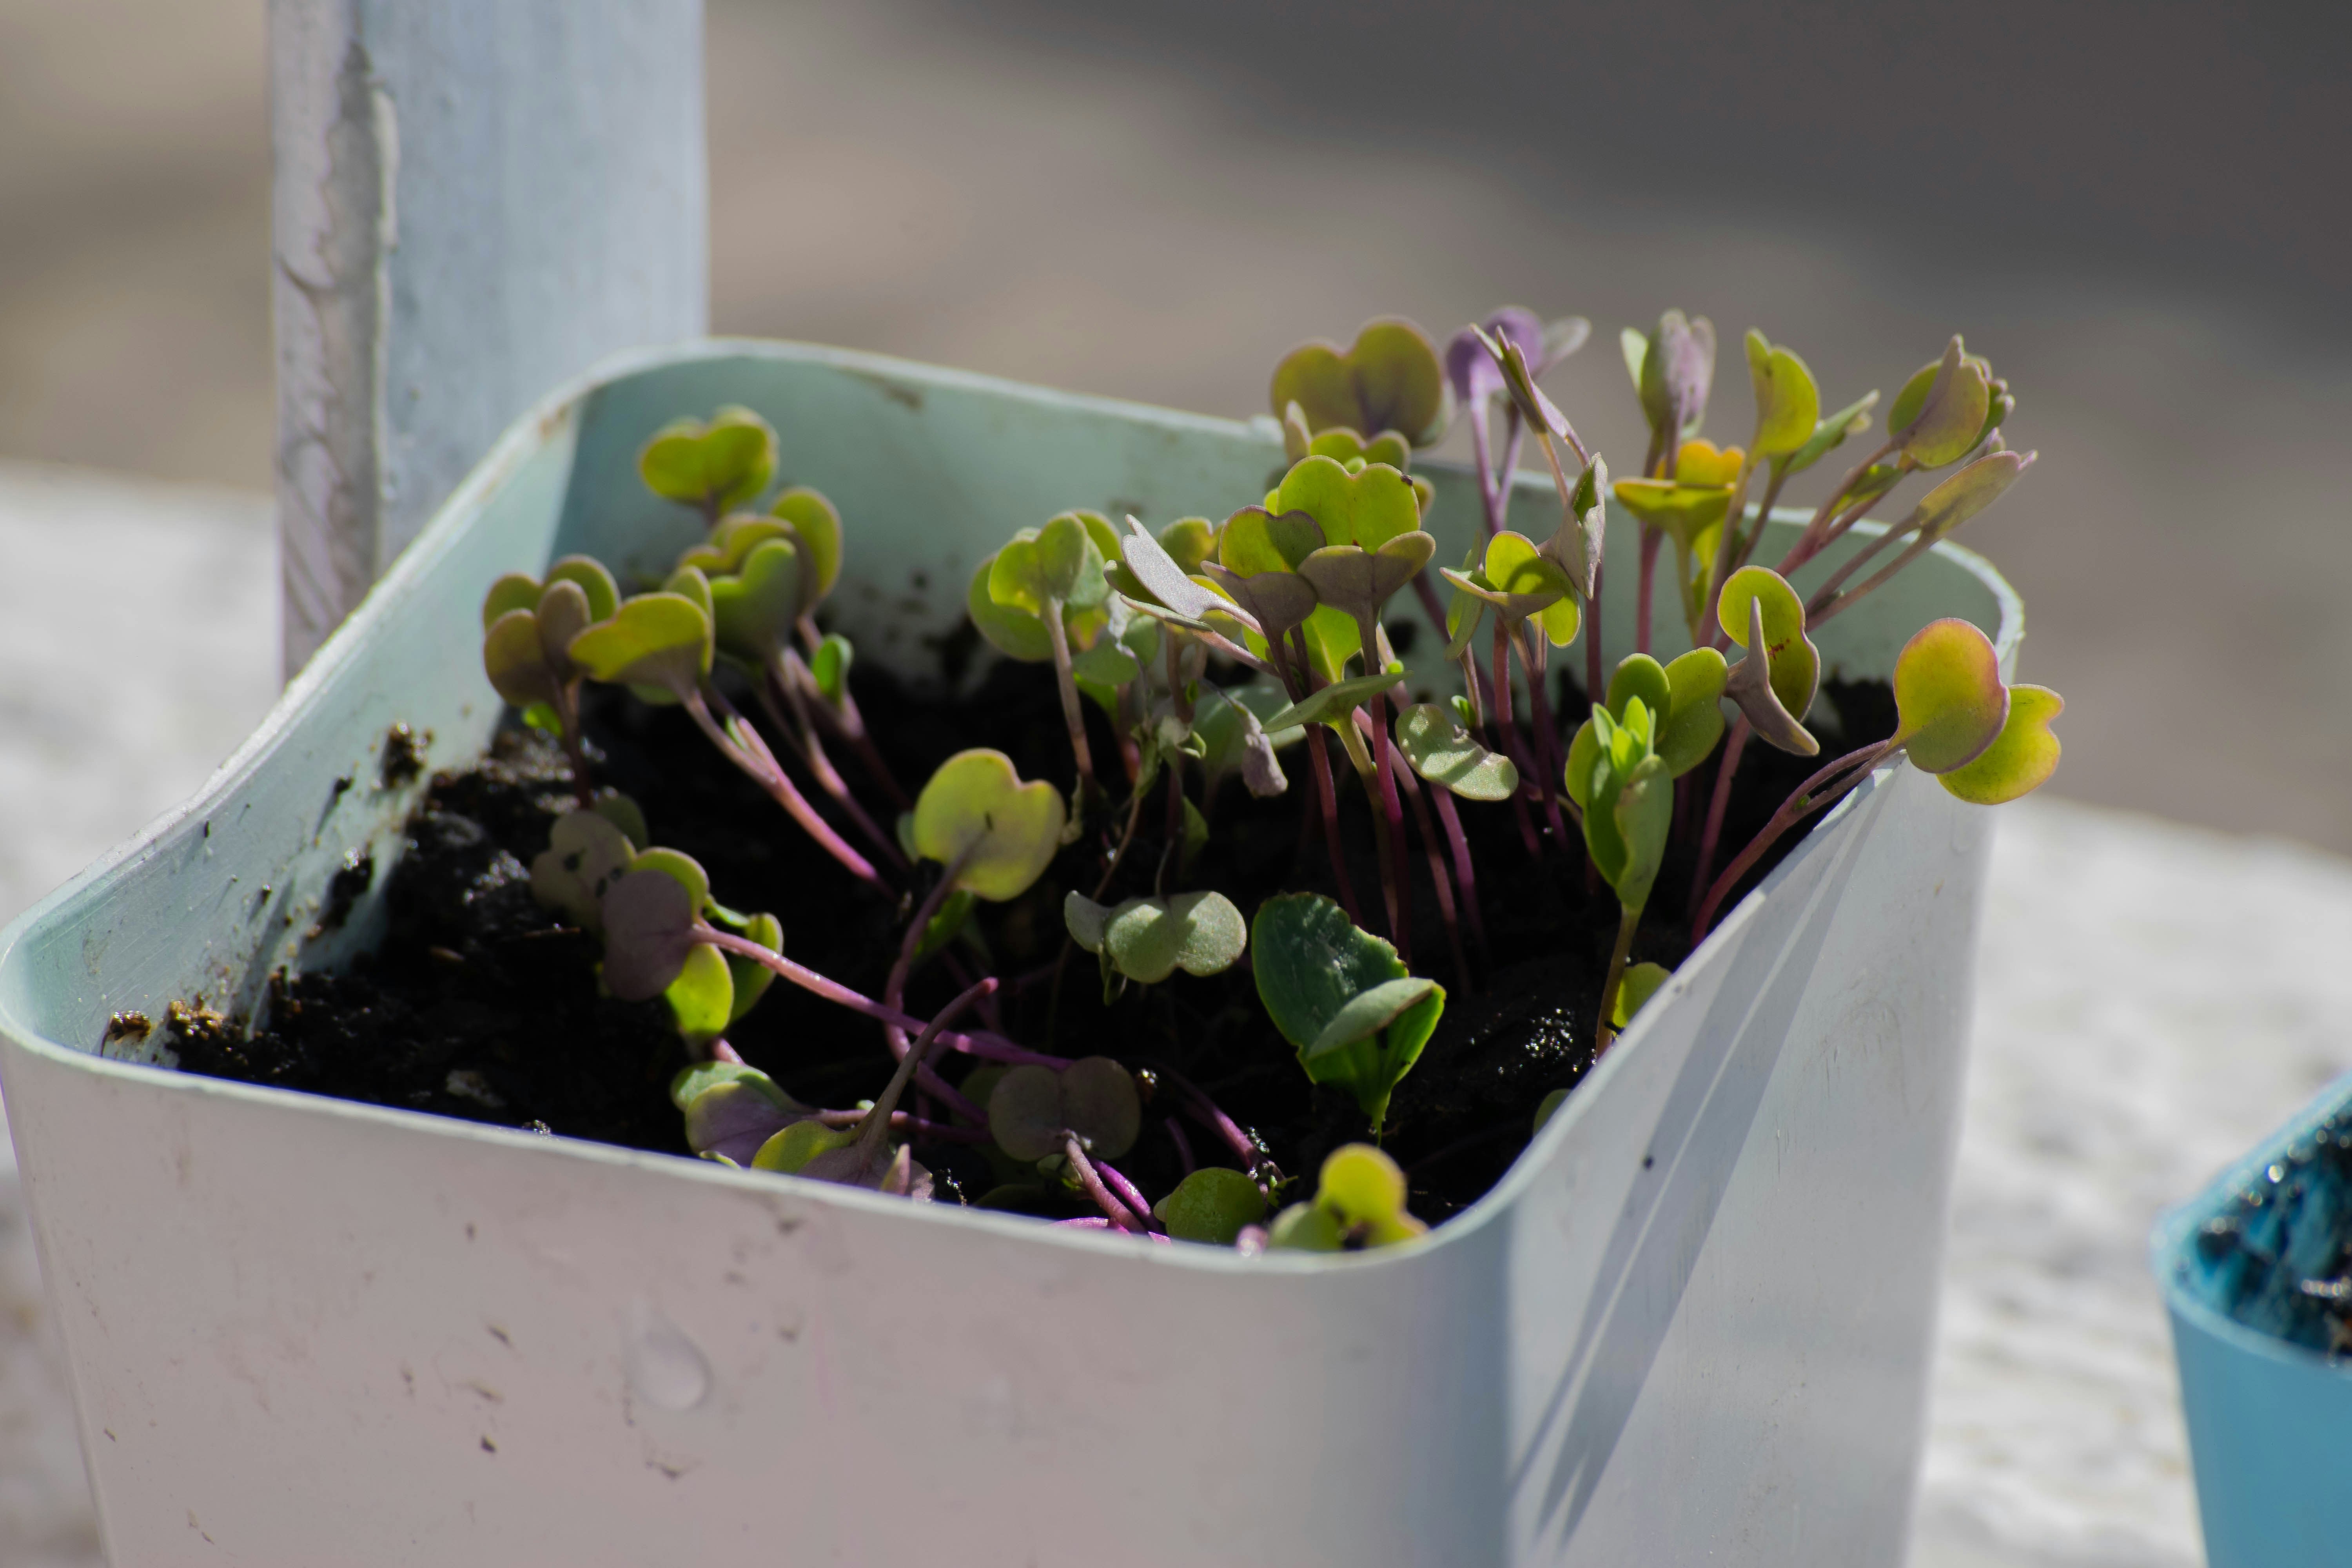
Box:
[2185,1108,2352,1359]
[166,651,1895,1228]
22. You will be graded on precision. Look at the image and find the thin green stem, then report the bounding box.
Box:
[1593,903,1641,1058]
[1042,599,1097,802]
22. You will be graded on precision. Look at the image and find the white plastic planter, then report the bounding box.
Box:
[0,342,2020,1566]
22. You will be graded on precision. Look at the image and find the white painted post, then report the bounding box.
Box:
[269,0,707,677]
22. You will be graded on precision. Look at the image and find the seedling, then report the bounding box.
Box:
[1267,1143,1426,1251]
[1253,892,1445,1135]
[457,301,2062,1255]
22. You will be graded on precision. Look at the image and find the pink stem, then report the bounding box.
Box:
[1489,620,1545,858]
[756,668,906,871]
[696,927,1059,1105]
[1426,777,1487,951]
[1514,626,1572,850]
[1096,1159,1160,1232]
[679,686,878,884]
[881,845,979,1059]
[1065,1135,1145,1233]
[1285,632,1363,923]
[1165,1117,1197,1176]
[1687,718,1751,921]
[1691,740,1892,942]
[1389,744,1472,993]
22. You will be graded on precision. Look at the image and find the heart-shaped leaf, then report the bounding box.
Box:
[986,1058,1140,1161]
[708,537,802,663]
[673,1061,814,1166]
[569,593,714,694]
[1394,703,1519,801]
[1938,683,2062,804]
[911,749,1066,902]
[1891,339,1992,469]
[1270,318,1446,446]
[1892,618,2009,773]
[1295,532,1437,628]
[483,609,561,711]
[718,909,782,1022]
[665,942,735,1045]
[639,406,778,514]
[1268,454,1421,551]
[1450,530,1581,646]
[1199,561,1319,644]
[1744,330,1821,457]
[530,809,638,931]
[768,488,843,612]
[1304,425,1416,473]
[1717,566,1820,723]
[1259,668,1406,734]
[599,868,700,1001]
[1613,472,1734,554]
[1905,449,2034,543]
[1268,1143,1425,1251]
[1722,597,1819,757]
[753,1117,860,1174]
[680,515,792,578]
[1219,505,1326,577]
[991,513,1107,617]
[1121,516,1254,632]
[968,553,1054,662]
[1154,1167,1267,1245]
[1446,307,1544,403]
[1064,890,1247,982]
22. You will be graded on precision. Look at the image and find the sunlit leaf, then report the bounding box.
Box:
[1938,684,2062,804]
[911,749,1067,902]
[1891,618,2009,773]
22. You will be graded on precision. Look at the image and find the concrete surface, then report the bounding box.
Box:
[14,461,2348,1566]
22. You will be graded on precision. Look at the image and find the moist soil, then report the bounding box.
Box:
[169,650,1895,1228]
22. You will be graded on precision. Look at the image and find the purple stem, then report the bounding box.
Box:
[1388,743,1473,992]
[1488,620,1545,858]
[1426,773,1488,951]
[1686,718,1751,921]
[1514,627,1572,850]
[679,685,878,884]
[697,926,1061,1098]
[1165,1116,1197,1176]
[881,844,979,1060]
[1096,1159,1160,1232]
[756,667,906,871]
[1691,739,1893,942]
[1168,1071,1264,1174]
[1357,628,1414,965]
[1285,631,1363,924]
[1583,563,1604,721]
[797,615,911,809]
[1065,1135,1145,1233]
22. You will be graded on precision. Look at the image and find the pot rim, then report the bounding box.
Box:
[0,335,2027,1276]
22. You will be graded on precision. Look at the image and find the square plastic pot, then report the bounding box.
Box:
[2153,1070,2352,1567]
[0,341,2022,1566]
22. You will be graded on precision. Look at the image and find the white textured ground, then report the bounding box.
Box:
[6,466,2348,1566]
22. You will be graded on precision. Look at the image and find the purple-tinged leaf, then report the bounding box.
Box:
[600,869,701,1001]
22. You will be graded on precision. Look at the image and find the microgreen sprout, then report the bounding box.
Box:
[1267,1143,1426,1251]
[466,303,2063,1252]
[1253,892,1445,1136]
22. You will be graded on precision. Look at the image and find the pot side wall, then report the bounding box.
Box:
[0,341,2014,1565]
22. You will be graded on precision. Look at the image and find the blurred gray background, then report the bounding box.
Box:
[4,0,2350,845]
[2,5,2349,1564]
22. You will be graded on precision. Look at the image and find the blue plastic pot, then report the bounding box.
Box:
[2154,1070,2352,1566]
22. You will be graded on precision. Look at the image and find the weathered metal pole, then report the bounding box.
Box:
[269,0,707,677]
